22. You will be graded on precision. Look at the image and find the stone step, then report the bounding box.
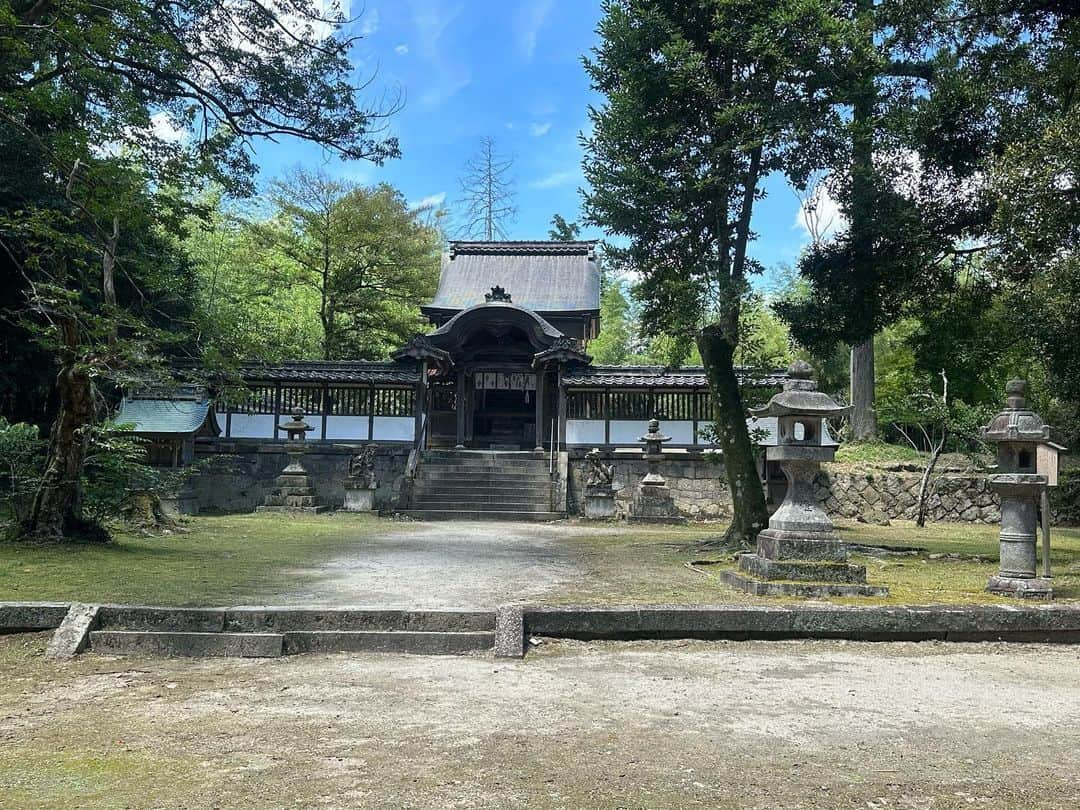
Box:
[223,608,494,634]
[397,509,565,522]
[255,505,330,514]
[411,499,553,512]
[90,630,284,658]
[419,454,549,466]
[282,630,494,655]
[421,451,547,460]
[417,470,553,484]
[413,485,552,500]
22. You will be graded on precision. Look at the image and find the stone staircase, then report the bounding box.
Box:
[85,606,495,657]
[399,450,564,521]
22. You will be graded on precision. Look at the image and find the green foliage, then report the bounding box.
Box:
[589,280,635,365]
[251,170,442,361]
[833,442,923,465]
[0,418,45,521]
[548,215,582,242]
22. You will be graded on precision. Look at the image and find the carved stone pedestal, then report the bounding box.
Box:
[343,484,376,513]
[583,490,616,520]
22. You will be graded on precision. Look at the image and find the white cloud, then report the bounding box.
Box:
[358,9,379,37]
[394,43,409,55]
[793,180,844,244]
[517,0,553,61]
[531,170,577,190]
[150,111,188,144]
[408,1,471,106]
[410,191,447,210]
[529,122,552,137]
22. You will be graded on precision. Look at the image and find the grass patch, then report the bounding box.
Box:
[550,519,1080,606]
[833,442,925,464]
[0,512,401,606]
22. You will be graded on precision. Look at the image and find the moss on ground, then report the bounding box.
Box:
[0,513,403,606]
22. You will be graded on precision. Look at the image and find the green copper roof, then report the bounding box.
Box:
[114,397,214,435]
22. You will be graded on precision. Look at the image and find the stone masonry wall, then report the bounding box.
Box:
[567,449,731,520]
[193,440,410,513]
[814,467,1000,526]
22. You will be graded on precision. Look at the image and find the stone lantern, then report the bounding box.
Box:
[256,408,327,514]
[983,379,1053,598]
[722,360,888,597]
[630,418,678,522]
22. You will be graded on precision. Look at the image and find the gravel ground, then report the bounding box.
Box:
[3,634,1079,808]
[278,521,627,607]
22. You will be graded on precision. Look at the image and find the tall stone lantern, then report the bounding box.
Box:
[630,418,678,522]
[256,408,327,513]
[722,360,888,597]
[983,379,1053,598]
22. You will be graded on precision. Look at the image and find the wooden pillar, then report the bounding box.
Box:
[272,383,282,440]
[534,369,546,451]
[455,368,467,448]
[414,361,427,449]
[367,388,375,441]
[320,383,328,441]
[603,387,611,447]
[557,366,567,453]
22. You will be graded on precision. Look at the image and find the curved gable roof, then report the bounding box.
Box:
[426,241,600,313]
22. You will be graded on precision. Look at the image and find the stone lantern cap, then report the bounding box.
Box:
[639,418,671,447]
[280,408,315,441]
[749,360,850,419]
[981,379,1049,444]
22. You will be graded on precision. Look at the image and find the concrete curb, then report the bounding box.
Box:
[518,604,1080,648]
[0,602,71,633]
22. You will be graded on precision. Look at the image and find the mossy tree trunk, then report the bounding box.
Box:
[698,324,768,547]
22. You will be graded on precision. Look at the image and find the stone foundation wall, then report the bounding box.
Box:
[814,468,999,526]
[193,440,410,513]
[567,450,731,520]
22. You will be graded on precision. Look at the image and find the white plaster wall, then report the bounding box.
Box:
[228,414,275,439]
[609,419,694,445]
[372,416,415,442]
[566,419,605,447]
[324,416,370,441]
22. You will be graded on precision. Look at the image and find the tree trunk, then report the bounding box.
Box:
[698,325,768,547]
[850,339,877,441]
[22,352,97,543]
[915,436,946,528]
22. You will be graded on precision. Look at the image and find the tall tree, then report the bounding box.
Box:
[255,169,442,361]
[776,1,1076,440]
[583,0,828,545]
[456,137,517,240]
[0,0,397,542]
[548,214,582,242]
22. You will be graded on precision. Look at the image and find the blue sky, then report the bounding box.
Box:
[253,0,819,283]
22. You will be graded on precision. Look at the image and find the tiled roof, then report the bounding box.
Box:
[427,241,600,313]
[114,397,213,434]
[450,241,598,256]
[562,366,789,388]
[239,361,420,385]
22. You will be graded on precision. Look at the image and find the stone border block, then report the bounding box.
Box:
[281,630,493,655]
[45,603,100,659]
[494,606,525,658]
[0,602,71,632]
[96,605,226,632]
[520,604,1080,649]
[90,631,283,658]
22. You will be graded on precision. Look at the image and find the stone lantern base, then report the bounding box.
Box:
[629,483,679,523]
[723,531,889,598]
[987,575,1053,599]
[256,448,329,514]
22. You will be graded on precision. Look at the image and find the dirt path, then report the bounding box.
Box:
[3,635,1079,808]
[279,520,621,607]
